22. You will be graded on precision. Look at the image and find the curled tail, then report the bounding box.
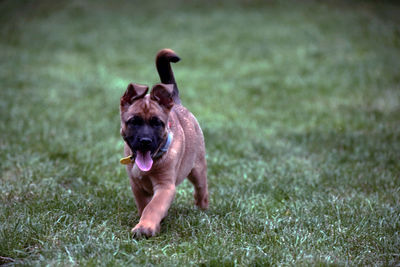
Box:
[156,48,181,104]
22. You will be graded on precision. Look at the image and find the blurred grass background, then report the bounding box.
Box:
[1,0,399,265]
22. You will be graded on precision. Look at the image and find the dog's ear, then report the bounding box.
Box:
[150,83,174,110]
[120,83,149,107]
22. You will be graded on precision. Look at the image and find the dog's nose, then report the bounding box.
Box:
[139,137,152,146]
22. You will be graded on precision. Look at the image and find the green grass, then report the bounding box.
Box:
[1,0,400,265]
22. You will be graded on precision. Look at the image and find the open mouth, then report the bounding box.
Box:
[135,150,153,172]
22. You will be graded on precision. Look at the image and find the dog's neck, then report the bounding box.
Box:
[152,132,173,159]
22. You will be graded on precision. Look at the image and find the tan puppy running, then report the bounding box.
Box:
[119,49,208,238]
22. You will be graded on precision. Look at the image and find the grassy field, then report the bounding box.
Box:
[1,0,400,265]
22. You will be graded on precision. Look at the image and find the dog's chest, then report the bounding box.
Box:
[130,166,155,193]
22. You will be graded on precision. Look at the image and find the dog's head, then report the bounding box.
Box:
[120,83,174,171]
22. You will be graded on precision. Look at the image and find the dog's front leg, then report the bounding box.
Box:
[131,184,176,238]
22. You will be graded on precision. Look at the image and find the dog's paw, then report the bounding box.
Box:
[195,193,209,210]
[131,221,159,238]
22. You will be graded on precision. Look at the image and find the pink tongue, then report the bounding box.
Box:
[135,151,153,171]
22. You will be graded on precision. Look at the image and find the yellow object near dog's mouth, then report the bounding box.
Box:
[120,156,133,165]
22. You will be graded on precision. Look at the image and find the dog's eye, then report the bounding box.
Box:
[127,116,144,126]
[149,117,164,127]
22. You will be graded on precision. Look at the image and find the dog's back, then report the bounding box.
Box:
[156,49,206,183]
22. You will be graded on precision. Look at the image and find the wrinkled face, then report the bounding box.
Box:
[120,95,168,156]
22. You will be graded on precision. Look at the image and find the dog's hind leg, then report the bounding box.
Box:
[188,160,209,210]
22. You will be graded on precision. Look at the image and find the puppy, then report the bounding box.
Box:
[119,49,209,237]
